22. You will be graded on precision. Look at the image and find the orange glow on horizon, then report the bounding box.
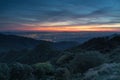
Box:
[3,23,120,32]
[19,25,120,32]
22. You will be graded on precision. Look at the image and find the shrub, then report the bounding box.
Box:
[0,63,10,80]
[9,63,34,80]
[68,51,107,73]
[84,63,120,80]
[33,62,54,79]
[55,67,71,80]
[109,47,120,63]
[22,64,34,80]
[56,52,74,66]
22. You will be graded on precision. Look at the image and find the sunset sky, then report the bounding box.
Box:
[0,0,120,32]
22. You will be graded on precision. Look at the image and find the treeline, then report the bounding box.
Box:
[0,50,110,80]
[0,62,55,80]
[1,48,120,80]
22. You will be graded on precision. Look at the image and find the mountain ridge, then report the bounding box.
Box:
[69,34,120,53]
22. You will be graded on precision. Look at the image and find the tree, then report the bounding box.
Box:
[0,63,10,80]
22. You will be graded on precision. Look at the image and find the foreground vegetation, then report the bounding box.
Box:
[0,47,120,80]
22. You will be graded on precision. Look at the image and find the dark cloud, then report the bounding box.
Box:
[0,0,120,29]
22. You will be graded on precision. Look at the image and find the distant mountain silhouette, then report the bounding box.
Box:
[69,34,120,53]
[0,33,50,53]
[0,33,79,53]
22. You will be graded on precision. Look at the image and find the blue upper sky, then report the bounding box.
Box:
[0,0,120,31]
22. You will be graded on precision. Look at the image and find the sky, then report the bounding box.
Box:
[0,0,120,32]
